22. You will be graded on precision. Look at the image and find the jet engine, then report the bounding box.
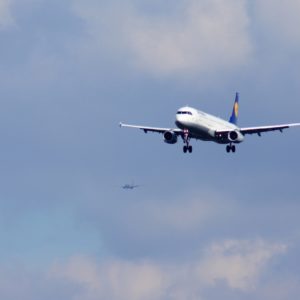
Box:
[164,131,178,144]
[228,130,244,143]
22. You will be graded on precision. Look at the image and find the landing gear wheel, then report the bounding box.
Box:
[182,129,192,154]
[226,145,231,153]
[226,144,236,153]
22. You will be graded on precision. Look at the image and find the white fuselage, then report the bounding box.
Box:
[175,106,239,144]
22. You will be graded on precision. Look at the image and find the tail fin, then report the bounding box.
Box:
[229,92,239,125]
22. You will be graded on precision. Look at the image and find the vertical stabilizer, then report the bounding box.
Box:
[229,92,239,125]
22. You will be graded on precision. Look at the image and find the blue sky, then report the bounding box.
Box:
[0,0,300,299]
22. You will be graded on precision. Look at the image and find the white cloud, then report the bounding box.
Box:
[128,0,252,76]
[130,192,229,233]
[197,239,287,291]
[51,256,167,300]
[90,189,238,252]
[72,0,253,77]
[0,0,14,28]
[50,239,286,300]
[254,0,300,47]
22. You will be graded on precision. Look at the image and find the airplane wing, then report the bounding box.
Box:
[119,122,183,134]
[240,123,300,135]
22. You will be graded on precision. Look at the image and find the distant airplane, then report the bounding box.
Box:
[122,183,140,190]
[120,93,300,153]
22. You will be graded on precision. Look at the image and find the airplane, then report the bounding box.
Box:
[120,93,300,153]
[122,183,140,190]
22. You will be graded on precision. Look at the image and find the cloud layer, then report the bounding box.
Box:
[72,0,253,76]
[0,0,13,28]
[50,239,286,300]
[255,0,300,48]
[1,1,300,299]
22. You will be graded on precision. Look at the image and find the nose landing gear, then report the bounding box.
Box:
[182,129,193,153]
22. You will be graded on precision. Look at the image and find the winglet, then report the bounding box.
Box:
[229,92,239,125]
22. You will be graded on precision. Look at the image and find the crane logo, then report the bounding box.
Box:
[234,102,239,117]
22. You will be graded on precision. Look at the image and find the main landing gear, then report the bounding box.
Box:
[226,143,236,153]
[183,145,193,153]
[183,129,192,153]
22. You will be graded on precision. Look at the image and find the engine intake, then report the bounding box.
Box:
[228,130,244,143]
[164,131,178,144]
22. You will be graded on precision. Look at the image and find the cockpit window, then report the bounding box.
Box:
[177,111,192,115]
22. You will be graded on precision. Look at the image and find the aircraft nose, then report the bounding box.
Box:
[176,113,184,121]
[175,115,184,128]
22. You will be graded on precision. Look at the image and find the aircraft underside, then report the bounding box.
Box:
[182,128,239,153]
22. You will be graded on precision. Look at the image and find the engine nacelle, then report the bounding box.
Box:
[228,130,244,143]
[164,131,178,144]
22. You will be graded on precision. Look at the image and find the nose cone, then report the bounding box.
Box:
[175,107,194,129]
[175,114,185,129]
